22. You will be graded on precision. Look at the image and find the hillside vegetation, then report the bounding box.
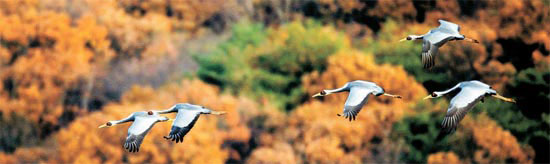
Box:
[0,0,548,163]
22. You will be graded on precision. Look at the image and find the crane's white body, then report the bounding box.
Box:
[106,111,168,152]
[159,103,214,143]
[321,80,387,121]
[407,20,468,69]
[434,80,498,132]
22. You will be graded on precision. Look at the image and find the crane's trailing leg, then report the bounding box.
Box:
[492,94,516,103]
[464,38,479,43]
[383,93,402,99]
[210,111,227,115]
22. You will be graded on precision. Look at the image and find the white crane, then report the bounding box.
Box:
[98,111,171,152]
[312,80,402,121]
[400,20,479,69]
[158,103,226,143]
[423,80,516,132]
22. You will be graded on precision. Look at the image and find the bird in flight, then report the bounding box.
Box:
[98,110,171,152]
[423,80,515,133]
[400,20,479,69]
[158,103,226,143]
[312,80,402,121]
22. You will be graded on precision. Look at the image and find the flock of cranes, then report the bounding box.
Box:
[99,20,516,153]
[99,103,226,152]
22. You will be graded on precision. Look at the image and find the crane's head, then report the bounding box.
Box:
[423,92,443,100]
[312,90,328,98]
[400,35,422,42]
[98,121,114,128]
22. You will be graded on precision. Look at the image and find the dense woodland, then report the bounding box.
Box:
[0,0,548,163]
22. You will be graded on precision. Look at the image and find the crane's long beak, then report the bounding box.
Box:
[492,94,516,103]
[312,93,323,98]
[399,38,407,42]
[211,111,227,115]
[98,124,108,128]
[423,95,433,100]
[167,118,175,122]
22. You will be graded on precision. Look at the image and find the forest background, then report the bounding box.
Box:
[0,0,549,163]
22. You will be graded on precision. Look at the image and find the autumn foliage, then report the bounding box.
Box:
[427,152,462,164]
[1,0,548,163]
[264,51,427,163]
[0,0,112,134]
[461,114,535,163]
[2,80,263,163]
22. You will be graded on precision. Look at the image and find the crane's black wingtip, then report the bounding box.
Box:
[125,142,139,153]
[436,125,457,141]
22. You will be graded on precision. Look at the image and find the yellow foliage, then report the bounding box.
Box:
[461,114,534,163]
[532,50,550,71]
[427,152,462,164]
[0,1,544,163]
[118,0,229,32]
[305,136,345,163]
[0,79,273,163]
[0,0,199,131]
[0,5,112,127]
[369,0,416,20]
[529,30,550,51]
[0,152,17,163]
[1,147,52,163]
[247,142,298,164]
[336,0,364,13]
[317,0,364,13]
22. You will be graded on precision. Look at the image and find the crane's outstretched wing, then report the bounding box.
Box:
[441,87,485,132]
[124,117,159,152]
[164,110,201,143]
[438,20,460,33]
[342,87,374,121]
[421,39,439,69]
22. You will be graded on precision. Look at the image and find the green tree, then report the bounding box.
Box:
[195,20,349,110]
